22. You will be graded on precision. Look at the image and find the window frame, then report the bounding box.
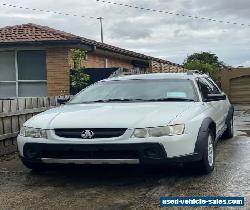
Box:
[205,77,222,94]
[0,49,47,98]
[196,78,214,101]
[196,76,224,101]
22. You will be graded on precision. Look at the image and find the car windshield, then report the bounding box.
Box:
[69,79,197,103]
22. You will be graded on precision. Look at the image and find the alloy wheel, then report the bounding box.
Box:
[207,135,214,167]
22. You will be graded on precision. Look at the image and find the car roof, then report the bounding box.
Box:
[102,72,209,82]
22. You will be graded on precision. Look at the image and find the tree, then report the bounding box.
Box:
[71,49,86,69]
[70,70,90,94]
[183,52,226,78]
[70,49,90,94]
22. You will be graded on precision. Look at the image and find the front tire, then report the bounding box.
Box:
[187,130,215,174]
[21,159,47,172]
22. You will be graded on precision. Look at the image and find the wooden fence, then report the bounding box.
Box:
[0,97,60,156]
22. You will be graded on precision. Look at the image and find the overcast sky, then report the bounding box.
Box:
[1,0,250,66]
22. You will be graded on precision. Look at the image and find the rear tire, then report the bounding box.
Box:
[187,130,215,174]
[222,117,234,139]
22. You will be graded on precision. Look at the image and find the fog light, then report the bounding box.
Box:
[25,149,38,159]
[143,148,160,158]
[132,128,148,138]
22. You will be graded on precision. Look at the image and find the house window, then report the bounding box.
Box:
[0,50,47,98]
[0,51,16,97]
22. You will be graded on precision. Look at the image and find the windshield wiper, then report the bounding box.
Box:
[78,98,194,103]
[146,98,195,102]
[83,99,144,103]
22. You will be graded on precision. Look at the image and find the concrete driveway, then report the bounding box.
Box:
[0,105,250,210]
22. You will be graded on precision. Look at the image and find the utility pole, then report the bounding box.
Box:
[97,17,104,43]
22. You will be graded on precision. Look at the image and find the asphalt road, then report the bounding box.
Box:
[0,106,250,210]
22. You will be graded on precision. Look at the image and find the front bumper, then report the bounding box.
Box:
[20,142,201,165]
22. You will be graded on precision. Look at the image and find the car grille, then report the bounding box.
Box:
[54,128,127,139]
[23,143,167,161]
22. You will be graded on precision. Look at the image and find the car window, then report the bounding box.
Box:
[69,79,198,103]
[205,77,221,94]
[197,79,213,99]
[198,77,221,98]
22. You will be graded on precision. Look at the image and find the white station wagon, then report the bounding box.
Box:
[17,72,234,174]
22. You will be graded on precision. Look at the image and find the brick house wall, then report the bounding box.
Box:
[82,53,188,73]
[46,49,137,96]
[46,47,71,96]
[0,23,185,98]
[82,53,134,70]
[45,48,185,97]
[46,48,139,96]
[151,61,186,73]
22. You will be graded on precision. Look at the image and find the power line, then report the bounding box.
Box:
[1,3,99,20]
[96,0,250,27]
[1,3,105,42]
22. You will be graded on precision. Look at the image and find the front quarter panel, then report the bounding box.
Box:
[24,107,62,129]
[168,102,211,156]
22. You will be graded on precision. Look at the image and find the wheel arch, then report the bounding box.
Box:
[194,117,216,159]
[226,105,234,125]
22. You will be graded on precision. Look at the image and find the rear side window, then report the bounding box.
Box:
[197,79,212,99]
[198,77,221,98]
[205,77,221,94]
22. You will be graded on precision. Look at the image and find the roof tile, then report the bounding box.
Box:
[0,23,177,65]
[0,23,79,42]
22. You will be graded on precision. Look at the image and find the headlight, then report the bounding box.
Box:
[131,124,185,138]
[168,124,185,135]
[19,127,48,139]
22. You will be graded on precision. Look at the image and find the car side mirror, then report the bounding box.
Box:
[204,94,226,102]
[57,97,70,105]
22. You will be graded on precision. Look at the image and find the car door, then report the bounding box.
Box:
[197,77,225,135]
[204,77,229,130]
